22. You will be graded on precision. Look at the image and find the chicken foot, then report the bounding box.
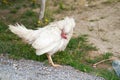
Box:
[46,54,62,67]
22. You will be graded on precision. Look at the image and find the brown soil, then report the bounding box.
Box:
[74,2,120,56]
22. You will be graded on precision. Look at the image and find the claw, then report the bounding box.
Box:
[52,64,62,67]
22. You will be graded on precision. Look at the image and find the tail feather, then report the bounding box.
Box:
[9,24,35,44]
[9,24,29,38]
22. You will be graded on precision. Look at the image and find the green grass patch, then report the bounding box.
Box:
[97,69,120,80]
[19,10,38,29]
[0,0,24,9]
[102,52,113,59]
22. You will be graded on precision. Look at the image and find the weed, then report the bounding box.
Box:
[53,0,58,7]
[97,69,119,80]
[89,19,99,22]
[102,0,120,4]
[85,57,102,64]
[19,10,38,28]
[22,4,27,8]
[37,9,54,27]
[59,1,65,10]
[44,9,54,23]
[30,0,39,8]
[22,10,36,17]
[1,0,9,5]
[15,5,21,10]
[0,21,8,32]
[10,9,17,14]
[102,52,113,59]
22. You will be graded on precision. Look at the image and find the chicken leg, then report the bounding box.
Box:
[46,54,62,67]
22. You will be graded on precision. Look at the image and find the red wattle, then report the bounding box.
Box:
[61,32,67,39]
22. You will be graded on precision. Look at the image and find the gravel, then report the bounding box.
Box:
[0,56,105,80]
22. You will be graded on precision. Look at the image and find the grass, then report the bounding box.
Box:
[102,0,120,4]
[59,1,65,10]
[97,69,119,80]
[10,9,18,14]
[0,0,120,80]
[102,52,113,59]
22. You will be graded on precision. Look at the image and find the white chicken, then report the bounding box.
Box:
[9,17,75,67]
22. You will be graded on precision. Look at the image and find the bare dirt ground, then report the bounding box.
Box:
[53,0,120,56]
[74,1,120,56]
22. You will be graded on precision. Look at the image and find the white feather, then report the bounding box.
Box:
[9,17,75,56]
